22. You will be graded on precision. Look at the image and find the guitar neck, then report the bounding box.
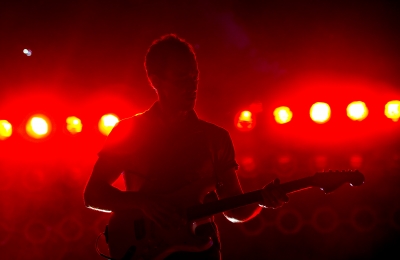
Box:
[186,176,314,221]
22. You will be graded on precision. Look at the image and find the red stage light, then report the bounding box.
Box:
[26,115,51,139]
[0,120,12,140]
[347,101,368,121]
[236,110,255,131]
[66,116,82,134]
[273,106,292,124]
[99,114,119,136]
[310,102,331,124]
[385,100,400,122]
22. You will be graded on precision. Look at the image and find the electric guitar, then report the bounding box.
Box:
[105,170,364,260]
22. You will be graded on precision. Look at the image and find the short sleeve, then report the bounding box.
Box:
[214,130,239,175]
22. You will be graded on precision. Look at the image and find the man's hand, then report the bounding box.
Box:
[138,194,186,230]
[259,178,289,209]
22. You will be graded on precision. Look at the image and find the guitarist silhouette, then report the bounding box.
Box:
[83,34,334,260]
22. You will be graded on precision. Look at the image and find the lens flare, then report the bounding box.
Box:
[26,115,51,139]
[23,49,32,56]
[347,101,368,121]
[0,120,12,140]
[310,102,331,124]
[274,106,293,124]
[385,100,400,122]
[99,114,119,136]
[236,110,255,131]
[66,116,82,134]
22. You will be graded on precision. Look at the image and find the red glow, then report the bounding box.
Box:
[112,174,126,191]
[350,155,363,169]
[0,120,12,140]
[273,106,292,124]
[57,217,83,242]
[26,115,51,139]
[0,223,11,245]
[66,116,82,134]
[235,110,255,131]
[237,156,258,179]
[241,156,256,172]
[312,155,328,171]
[99,114,119,136]
[347,101,368,121]
[266,74,400,147]
[310,102,331,124]
[385,100,400,122]
[275,155,297,177]
[24,219,51,244]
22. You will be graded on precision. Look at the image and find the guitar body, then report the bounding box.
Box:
[107,210,213,260]
[107,177,218,259]
[104,169,364,259]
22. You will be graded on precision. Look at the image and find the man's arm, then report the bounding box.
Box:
[83,156,145,213]
[83,156,184,228]
[216,168,288,223]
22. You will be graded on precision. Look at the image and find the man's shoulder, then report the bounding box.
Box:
[197,119,230,137]
[110,110,153,137]
[116,110,152,127]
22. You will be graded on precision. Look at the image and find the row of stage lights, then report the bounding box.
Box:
[0,114,119,140]
[0,100,399,140]
[237,100,400,130]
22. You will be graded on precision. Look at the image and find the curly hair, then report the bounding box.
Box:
[144,34,197,78]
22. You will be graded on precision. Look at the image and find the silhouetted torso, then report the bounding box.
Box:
[99,102,238,197]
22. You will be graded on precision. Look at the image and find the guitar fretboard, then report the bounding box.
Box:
[186,176,315,221]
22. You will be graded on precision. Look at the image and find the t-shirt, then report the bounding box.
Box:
[98,101,238,196]
[98,101,238,250]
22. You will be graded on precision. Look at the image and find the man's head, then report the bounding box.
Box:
[145,34,199,112]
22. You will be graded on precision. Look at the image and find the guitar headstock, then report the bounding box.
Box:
[313,169,365,194]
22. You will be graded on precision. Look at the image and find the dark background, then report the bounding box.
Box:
[1,0,400,259]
